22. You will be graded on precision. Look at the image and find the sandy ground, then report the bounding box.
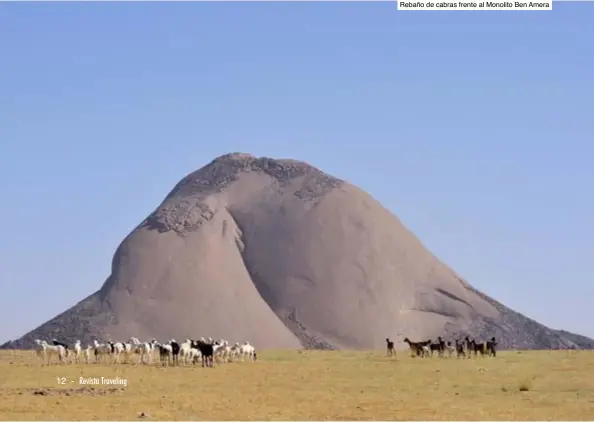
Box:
[1,349,594,420]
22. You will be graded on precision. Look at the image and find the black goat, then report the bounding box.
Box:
[386,338,395,356]
[170,340,180,365]
[486,337,497,357]
[192,339,214,367]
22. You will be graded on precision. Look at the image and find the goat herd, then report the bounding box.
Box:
[31,335,496,366]
[33,337,257,367]
[391,336,498,358]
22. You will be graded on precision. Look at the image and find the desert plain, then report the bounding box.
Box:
[1,349,594,420]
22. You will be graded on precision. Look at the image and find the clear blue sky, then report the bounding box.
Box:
[0,3,592,344]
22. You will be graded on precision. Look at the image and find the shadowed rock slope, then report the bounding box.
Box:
[4,153,593,350]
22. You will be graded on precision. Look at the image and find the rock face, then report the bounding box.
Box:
[4,153,593,350]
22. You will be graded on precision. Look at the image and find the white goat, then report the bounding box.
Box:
[129,337,152,364]
[214,340,230,363]
[239,341,256,362]
[34,339,45,362]
[149,338,158,352]
[188,347,201,364]
[109,341,126,364]
[93,340,111,363]
[421,344,431,357]
[84,345,93,364]
[41,340,66,365]
[220,343,233,363]
[128,337,142,363]
[120,341,133,363]
[178,339,193,365]
[445,341,455,358]
[71,340,82,364]
[140,341,152,364]
[229,343,241,362]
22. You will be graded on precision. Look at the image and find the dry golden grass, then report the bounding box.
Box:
[1,349,594,420]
